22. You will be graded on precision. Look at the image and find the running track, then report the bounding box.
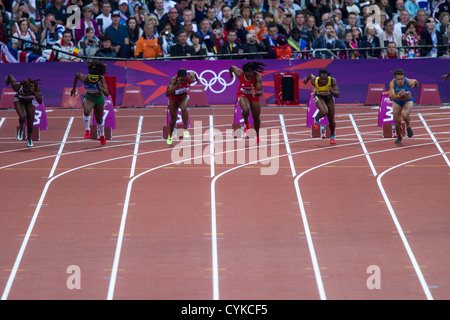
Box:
[0,105,449,300]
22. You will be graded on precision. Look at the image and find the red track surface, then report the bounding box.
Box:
[0,105,449,300]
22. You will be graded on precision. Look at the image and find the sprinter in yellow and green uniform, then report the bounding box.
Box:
[303,69,340,144]
[70,61,109,146]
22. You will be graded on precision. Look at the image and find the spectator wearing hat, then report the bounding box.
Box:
[265,33,293,59]
[117,0,131,25]
[105,10,130,57]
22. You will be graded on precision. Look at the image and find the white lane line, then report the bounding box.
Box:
[376,153,450,300]
[0,118,5,128]
[418,113,450,168]
[349,114,377,177]
[1,138,212,300]
[209,115,215,178]
[48,117,73,178]
[107,139,215,300]
[129,116,143,178]
[279,114,296,177]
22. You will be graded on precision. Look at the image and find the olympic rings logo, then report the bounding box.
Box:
[187,69,236,94]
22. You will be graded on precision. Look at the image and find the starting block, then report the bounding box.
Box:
[232,99,254,138]
[231,123,255,138]
[311,124,331,138]
[89,95,115,140]
[14,97,48,141]
[90,125,112,140]
[306,91,329,137]
[382,123,406,138]
[16,126,40,141]
[378,92,406,138]
[162,124,187,139]
[162,107,190,139]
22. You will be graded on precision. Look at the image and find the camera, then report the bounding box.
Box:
[214,29,221,34]
[50,20,56,26]
[248,34,253,38]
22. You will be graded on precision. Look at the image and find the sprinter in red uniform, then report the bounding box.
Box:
[165,68,199,145]
[229,62,265,144]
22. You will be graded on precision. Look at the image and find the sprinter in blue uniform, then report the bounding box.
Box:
[70,61,109,145]
[388,69,419,144]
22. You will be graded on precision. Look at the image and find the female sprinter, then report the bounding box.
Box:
[165,68,199,145]
[229,61,265,144]
[388,69,419,144]
[303,69,340,144]
[70,61,109,145]
[5,74,42,147]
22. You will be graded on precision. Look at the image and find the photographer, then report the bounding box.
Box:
[246,11,268,41]
[95,35,117,57]
[402,20,420,57]
[40,13,64,47]
[95,1,113,36]
[10,5,38,34]
[158,21,175,56]
[11,0,36,20]
[77,26,100,57]
[239,29,266,59]
[311,22,347,58]
[212,20,227,51]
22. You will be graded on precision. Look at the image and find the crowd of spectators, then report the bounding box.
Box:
[0,0,449,61]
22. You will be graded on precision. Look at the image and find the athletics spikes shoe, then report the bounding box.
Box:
[256,135,260,144]
[84,130,90,139]
[183,130,190,138]
[99,136,106,145]
[17,128,24,140]
[27,137,33,147]
[167,135,173,145]
[242,123,250,139]
[407,127,413,138]
[330,135,336,144]
[312,120,320,131]
[395,136,403,144]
